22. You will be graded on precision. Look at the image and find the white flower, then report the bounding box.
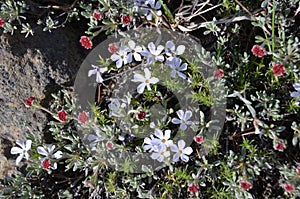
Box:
[166,57,187,79]
[108,99,126,117]
[127,40,142,62]
[150,146,170,162]
[145,0,162,20]
[132,68,159,94]
[154,129,173,147]
[165,41,185,61]
[37,145,62,170]
[291,83,300,101]
[37,145,62,159]
[143,135,162,152]
[171,110,193,131]
[111,46,130,68]
[10,139,32,165]
[88,65,108,83]
[141,42,164,64]
[170,140,193,162]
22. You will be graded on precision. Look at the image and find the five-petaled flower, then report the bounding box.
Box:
[166,57,187,79]
[10,139,32,166]
[127,40,142,62]
[143,0,162,20]
[284,183,295,192]
[165,40,185,61]
[291,83,300,101]
[171,110,193,131]
[170,140,193,162]
[150,146,170,162]
[111,46,130,68]
[37,145,62,170]
[78,111,89,124]
[272,64,285,76]
[24,96,35,107]
[88,65,108,83]
[251,45,265,57]
[80,36,93,49]
[240,180,253,191]
[0,17,4,27]
[58,110,68,122]
[141,42,164,64]
[155,129,174,147]
[214,69,224,79]
[188,183,199,193]
[132,68,159,94]
[93,11,101,21]
[194,135,204,144]
[274,140,286,151]
[108,44,118,54]
[143,135,162,152]
[122,15,131,25]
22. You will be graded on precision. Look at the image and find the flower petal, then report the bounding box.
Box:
[183,146,193,155]
[185,110,192,120]
[16,154,24,165]
[133,53,142,61]
[11,147,23,154]
[96,72,104,83]
[294,83,300,91]
[137,83,146,94]
[53,151,62,159]
[88,69,97,77]
[180,123,188,131]
[148,42,156,54]
[178,140,186,149]
[181,154,189,162]
[110,54,120,61]
[116,59,123,68]
[16,139,25,149]
[133,73,146,82]
[154,129,163,139]
[173,153,180,162]
[25,140,32,150]
[128,40,135,49]
[171,118,181,124]
[177,110,184,119]
[291,92,300,98]
[149,77,159,84]
[24,152,30,160]
[170,144,178,152]
[37,146,48,156]
[164,130,171,140]
[165,41,175,51]
[144,68,151,79]
[176,45,186,55]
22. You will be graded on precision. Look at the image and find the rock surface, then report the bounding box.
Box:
[0,24,89,178]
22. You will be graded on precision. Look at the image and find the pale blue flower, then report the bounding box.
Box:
[166,57,187,79]
[165,40,185,61]
[132,68,159,94]
[170,140,193,162]
[10,139,32,165]
[111,46,130,68]
[141,42,164,64]
[171,110,193,131]
[291,83,300,101]
[88,65,108,83]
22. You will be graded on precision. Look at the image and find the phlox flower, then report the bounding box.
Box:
[171,110,193,131]
[291,83,300,101]
[88,65,108,83]
[165,41,185,61]
[10,139,32,165]
[150,146,170,162]
[141,42,164,64]
[170,140,193,162]
[37,144,62,170]
[154,129,173,147]
[127,40,142,62]
[132,68,159,94]
[143,135,162,152]
[111,46,130,68]
[144,0,162,20]
[166,57,187,79]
